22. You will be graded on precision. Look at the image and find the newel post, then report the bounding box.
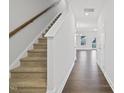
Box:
[46,36,55,93]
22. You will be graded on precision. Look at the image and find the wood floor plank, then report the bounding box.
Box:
[62,50,113,93]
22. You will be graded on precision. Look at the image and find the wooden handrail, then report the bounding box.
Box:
[9,0,60,38]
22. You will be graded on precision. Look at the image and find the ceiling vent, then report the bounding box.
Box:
[84,8,95,12]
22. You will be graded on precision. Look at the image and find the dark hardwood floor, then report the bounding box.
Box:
[62,50,113,93]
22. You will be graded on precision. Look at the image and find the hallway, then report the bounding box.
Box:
[62,50,113,93]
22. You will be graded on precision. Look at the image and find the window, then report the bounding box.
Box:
[92,38,96,48]
[80,36,86,46]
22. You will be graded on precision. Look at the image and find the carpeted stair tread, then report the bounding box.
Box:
[28,49,47,53]
[10,78,46,88]
[11,66,47,73]
[20,57,47,62]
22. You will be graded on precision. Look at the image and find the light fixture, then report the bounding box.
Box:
[84,8,95,16]
[94,28,98,31]
[84,12,89,16]
[84,8,95,12]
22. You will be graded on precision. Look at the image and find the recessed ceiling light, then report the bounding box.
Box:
[85,12,89,16]
[94,28,98,31]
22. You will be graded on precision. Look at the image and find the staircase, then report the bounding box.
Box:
[10,36,47,93]
[9,12,62,93]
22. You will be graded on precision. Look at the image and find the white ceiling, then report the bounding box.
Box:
[69,0,107,29]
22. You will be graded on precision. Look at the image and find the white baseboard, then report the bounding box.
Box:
[97,62,114,92]
[76,48,97,51]
[103,69,114,92]
[9,32,43,71]
[9,60,20,71]
[47,61,75,93]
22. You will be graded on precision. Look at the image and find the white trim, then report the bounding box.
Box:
[45,9,68,38]
[97,62,114,92]
[46,37,55,93]
[9,60,20,71]
[9,32,43,70]
[76,48,97,50]
[47,61,75,93]
[103,70,114,92]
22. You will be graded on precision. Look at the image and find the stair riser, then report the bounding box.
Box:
[38,40,47,42]
[38,42,47,46]
[9,89,18,93]
[28,52,47,57]
[18,88,46,93]
[38,40,47,43]
[21,62,47,67]
[33,45,47,49]
[38,42,47,44]
[11,73,47,79]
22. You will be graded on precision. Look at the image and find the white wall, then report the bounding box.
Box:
[97,0,114,91]
[54,10,76,93]
[9,0,65,68]
[104,0,114,89]
[10,0,54,31]
[46,7,76,93]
